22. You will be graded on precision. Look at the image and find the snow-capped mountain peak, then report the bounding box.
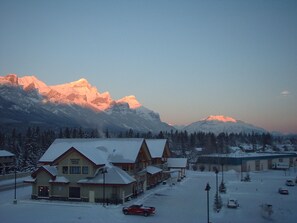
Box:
[0,74,173,133]
[0,74,19,86]
[184,115,267,135]
[18,75,50,93]
[204,115,237,123]
[116,95,142,109]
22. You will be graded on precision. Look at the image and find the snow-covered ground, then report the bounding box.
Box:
[1,169,297,223]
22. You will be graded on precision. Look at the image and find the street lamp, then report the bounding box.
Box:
[101,167,108,206]
[221,163,224,183]
[13,157,17,204]
[205,183,211,223]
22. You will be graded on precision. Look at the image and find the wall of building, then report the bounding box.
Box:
[0,156,14,174]
[197,156,295,173]
[57,151,95,183]
[79,184,133,203]
[51,184,69,199]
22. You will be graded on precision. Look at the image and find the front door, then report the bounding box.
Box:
[69,187,80,199]
[38,186,49,197]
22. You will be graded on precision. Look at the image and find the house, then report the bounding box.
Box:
[27,138,153,203]
[145,139,171,188]
[167,158,188,181]
[196,152,297,174]
[0,150,15,175]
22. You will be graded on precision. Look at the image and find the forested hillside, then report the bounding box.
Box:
[1,127,296,172]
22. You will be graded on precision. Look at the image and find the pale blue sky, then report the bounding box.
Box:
[0,0,296,133]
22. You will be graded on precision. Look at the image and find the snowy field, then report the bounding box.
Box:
[1,169,297,223]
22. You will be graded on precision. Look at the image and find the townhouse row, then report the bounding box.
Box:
[25,138,187,204]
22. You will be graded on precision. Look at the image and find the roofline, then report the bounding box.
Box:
[77,182,135,186]
[31,166,56,179]
[51,147,102,166]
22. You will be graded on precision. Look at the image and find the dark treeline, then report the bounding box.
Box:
[0,127,296,172]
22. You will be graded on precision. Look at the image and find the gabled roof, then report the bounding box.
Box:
[146,165,162,175]
[52,146,106,166]
[32,165,57,178]
[167,158,188,168]
[78,166,136,185]
[145,139,168,158]
[39,138,146,164]
[49,176,69,184]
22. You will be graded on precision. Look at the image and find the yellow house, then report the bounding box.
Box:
[27,138,153,204]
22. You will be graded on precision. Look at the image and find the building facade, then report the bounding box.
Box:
[196,152,297,173]
[26,138,172,203]
[0,150,15,175]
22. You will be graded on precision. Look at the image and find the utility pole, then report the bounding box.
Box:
[205,183,211,223]
[13,158,17,204]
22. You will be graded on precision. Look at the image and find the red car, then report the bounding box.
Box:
[122,204,155,217]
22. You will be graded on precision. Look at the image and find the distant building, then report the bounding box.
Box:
[196,152,297,173]
[0,150,15,175]
[146,139,171,187]
[167,158,188,180]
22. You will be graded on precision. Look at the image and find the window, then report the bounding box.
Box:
[82,166,89,174]
[70,166,81,174]
[62,166,68,174]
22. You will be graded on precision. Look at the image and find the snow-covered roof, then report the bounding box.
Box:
[167,158,187,168]
[146,165,162,175]
[31,165,58,178]
[0,150,15,157]
[49,176,69,184]
[42,165,58,176]
[39,138,145,164]
[23,177,36,183]
[145,139,167,158]
[78,166,135,185]
[195,148,203,152]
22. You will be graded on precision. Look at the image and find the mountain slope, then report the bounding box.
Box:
[0,74,173,133]
[184,115,267,134]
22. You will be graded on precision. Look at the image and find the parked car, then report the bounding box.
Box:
[278,187,289,195]
[227,198,239,208]
[122,204,155,217]
[286,180,295,186]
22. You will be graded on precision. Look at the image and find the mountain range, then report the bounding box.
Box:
[0,74,268,135]
[183,115,267,135]
[0,74,173,133]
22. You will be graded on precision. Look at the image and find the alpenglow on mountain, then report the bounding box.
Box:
[183,115,267,135]
[0,74,173,133]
